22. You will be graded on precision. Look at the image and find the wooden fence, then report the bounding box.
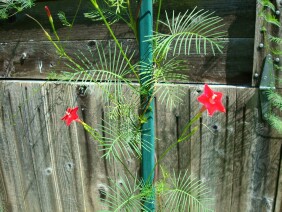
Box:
[0,81,281,211]
[1,0,282,211]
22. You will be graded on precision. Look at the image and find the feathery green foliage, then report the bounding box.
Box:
[27,0,227,210]
[99,112,150,161]
[100,175,145,211]
[262,13,280,27]
[159,170,214,211]
[267,90,282,110]
[267,114,282,134]
[58,42,139,101]
[102,170,214,212]
[268,34,282,45]
[84,9,124,25]
[58,11,72,27]
[0,0,34,19]
[258,0,275,12]
[139,58,188,109]
[259,0,282,134]
[151,8,225,60]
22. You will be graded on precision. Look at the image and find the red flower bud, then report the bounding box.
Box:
[44,6,51,18]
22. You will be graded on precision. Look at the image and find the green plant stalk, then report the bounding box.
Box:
[28,13,141,100]
[80,121,104,144]
[127,0,138,39]
[142,109,203,196]
[70,0,82,28]
[155,0,162,34]
[178,111,203,142]
[89,0,140,82]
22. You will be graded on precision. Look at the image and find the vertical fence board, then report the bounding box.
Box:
[21,83,60,212]
[0,81,282,211]
[275,151,282,211]
[214,87,237,212]
[230,88,257,211]
[76,84,110,211]
[0,83,43,212]
[177,85,192,173]
[155,86,179,177]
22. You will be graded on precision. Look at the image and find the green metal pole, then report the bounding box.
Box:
[139,0,155,211]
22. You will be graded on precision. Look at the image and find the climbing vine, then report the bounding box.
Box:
[258,0,282,133]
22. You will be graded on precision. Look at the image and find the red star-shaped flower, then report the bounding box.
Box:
[197,84,226,116]
[61,107,80,126]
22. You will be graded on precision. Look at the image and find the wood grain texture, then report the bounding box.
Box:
[274,145,282,212]
[0,0,255,42]
[252,2,265,87]
[155,85,179,176]
[0,38,254,85]
[0,0,256,85]
[276,0,282,89]
[0,81,281,211]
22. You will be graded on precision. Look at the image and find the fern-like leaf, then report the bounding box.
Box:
[139,58,188,109]
[84,0,130,25]
[268,35,282,45]
[159,170,214,212]
[267,90,282,110]
[101,175,145,211]
[99,111,152,161]
[262,13,280,27]
[0,0,34,19]
[258,0,276,12]
[267,114,282,134]
[84,9,125,25]
[61,41,139,104]
[57,11,72,27]
[150,8,226,60]
[107,0,127,14]
[156,84,186,110]
[271,48,282,56]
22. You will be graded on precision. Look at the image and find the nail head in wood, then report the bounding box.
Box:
[258,43,264,48]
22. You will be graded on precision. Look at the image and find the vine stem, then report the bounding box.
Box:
[143,110,203,188]
[89,0,140,82]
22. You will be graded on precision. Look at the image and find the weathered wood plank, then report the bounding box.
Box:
[186,86,237,211]
[0,83,42,211]
[230,87,256,211]
[199,87,236,212]
[155,85,179,176]
[41,83,92,211]
[215,87,237,212]
[177,85,192,173]
[252,2,264,87]
[274,147,282,211]
[0,81,281,211]
[17,83,60,212]
[0,0,255,42]
[75,84,111,210]
[0,38,254,85]
[189,85,202,181]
